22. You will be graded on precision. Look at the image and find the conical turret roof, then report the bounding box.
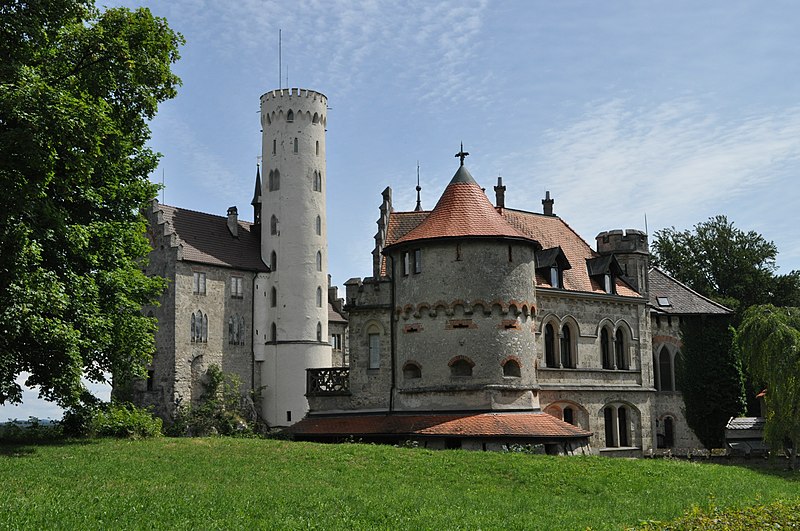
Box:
[388,164,534,247]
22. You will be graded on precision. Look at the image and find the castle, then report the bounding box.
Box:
[136,87,730,455]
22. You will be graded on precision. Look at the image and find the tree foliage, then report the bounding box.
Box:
[0,1,183,407]
[676,316,745,448]
[736,305,800,469]
[652,215,800,314]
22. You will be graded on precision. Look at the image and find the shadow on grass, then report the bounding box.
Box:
[695,455,800,481]
[0,437,99,458]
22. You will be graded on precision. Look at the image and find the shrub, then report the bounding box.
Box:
[62,402,162,439]
[168,365,263,437]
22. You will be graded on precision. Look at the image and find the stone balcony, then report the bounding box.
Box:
[306,367,351,396]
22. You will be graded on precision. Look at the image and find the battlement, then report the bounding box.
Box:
[260,87,328,128]
[596,229,648,254]
[260,88,327,105]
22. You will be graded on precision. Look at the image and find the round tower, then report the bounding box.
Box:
[259,88,329,426]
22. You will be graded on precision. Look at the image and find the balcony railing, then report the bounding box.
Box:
[307,367,351,396]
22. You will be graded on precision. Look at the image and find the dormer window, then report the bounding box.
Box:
[536,247,571,289]
[550,267,561,288]
[587,255,624,295]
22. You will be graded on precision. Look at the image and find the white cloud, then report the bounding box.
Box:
[494,98,800,255]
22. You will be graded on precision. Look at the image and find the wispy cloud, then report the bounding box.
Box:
[497,98,800,248]
[133,0,490,107]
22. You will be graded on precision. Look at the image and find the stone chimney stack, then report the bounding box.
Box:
[227,206,238,237]
[493,177,506,208]
[542,191,554,216]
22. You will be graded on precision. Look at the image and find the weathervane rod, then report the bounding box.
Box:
[279,29,282,89]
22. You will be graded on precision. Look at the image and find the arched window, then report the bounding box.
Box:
[560,324,574,368]
[601,327,613,369]
[315,215,321,235]
[615,329,627,369]
[270,251,277,271]
[663,416,674,448]
[658,346,673,391]
[502,359,521,378]
[403,362,421,379]
[270,215,278,235]
[191,310,206,343]
[286,110,294,122]
[190,313,196,342]
[270,286,277,307]
[200,313,207,343]
[603,405,631,448]
[316,286,322,307]
[316,251,322,272]
[270,322,277,343]
[450,359,473,377]
[313,171,322,192]
[269,169,280,191]
[544,323,557,368]
[312,112,319,124]
[316,321,322,342]
[604,407,615,447]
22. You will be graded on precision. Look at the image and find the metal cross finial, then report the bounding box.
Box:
[455,142,469,166]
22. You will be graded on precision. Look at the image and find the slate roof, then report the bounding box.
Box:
[290,412,592,440]
[328,303,348,323]
[387,165,534,248]
[648,267,731,315]
[154,203,268,272]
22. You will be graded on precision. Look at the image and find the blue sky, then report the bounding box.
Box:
[4,0,799,421]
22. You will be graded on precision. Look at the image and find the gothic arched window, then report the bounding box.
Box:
[545,323,557,368]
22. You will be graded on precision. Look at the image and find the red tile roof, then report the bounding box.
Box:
[290,412,591,439]
[383,205,640,297]
[154,203,268,272]
[387,166,534,248]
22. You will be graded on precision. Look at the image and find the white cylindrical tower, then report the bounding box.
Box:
[259,88,330,426]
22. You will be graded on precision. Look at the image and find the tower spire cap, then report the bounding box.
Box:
[455,142,469,166]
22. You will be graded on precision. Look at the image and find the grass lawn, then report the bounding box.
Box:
[0,437,797,530]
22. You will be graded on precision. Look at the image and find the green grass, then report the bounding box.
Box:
[0,438,797,530]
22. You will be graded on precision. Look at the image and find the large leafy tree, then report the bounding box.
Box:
[0,1,183,408]
[736,305,800,470]
[651,215,799,437]
[652,215,800,314]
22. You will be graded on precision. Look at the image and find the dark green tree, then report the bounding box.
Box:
[0,1,183,408]
[652,215,800,315]
[736,305,800,470]
[676,316,745,448]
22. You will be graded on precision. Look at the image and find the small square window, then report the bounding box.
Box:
[657,296,671,307]
[193,272,206,295]
[231,276,243,298]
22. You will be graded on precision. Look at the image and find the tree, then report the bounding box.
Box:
[0,1,183,408]
[652,215,800,315]
[736,305,800,470]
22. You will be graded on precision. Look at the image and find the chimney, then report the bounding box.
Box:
[494,177,506,208]
[227,206,238,237]
[542,191,554,216]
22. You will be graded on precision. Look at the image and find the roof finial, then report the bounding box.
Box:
[414,161,423,211]
[455,142,469,166]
